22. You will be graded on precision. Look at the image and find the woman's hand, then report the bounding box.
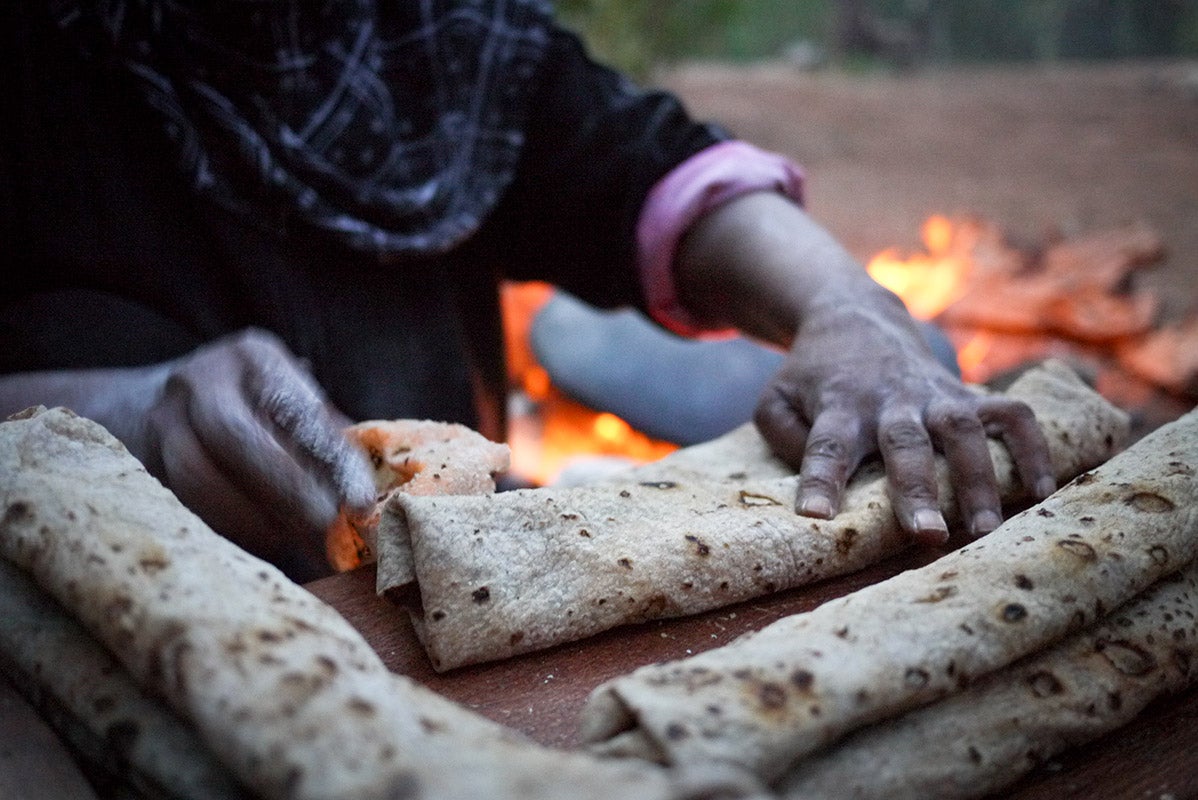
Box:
[0,328,374,580]
[753,295,1055,543]
[675,191,1056,543]
[138,329,375,580]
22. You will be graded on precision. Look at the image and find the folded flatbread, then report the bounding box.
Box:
[0,559,246,800]
[778,560,1198,799]
[0,407,764,800]
[382,362,1128,671]
[326,419,510,570]
[579,404,1198,783]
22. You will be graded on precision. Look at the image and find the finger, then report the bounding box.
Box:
[926,400,1002,538]
[979,396,1057,500]
[877,406,948,545]
[795,409,866,519]
[152,397,330,581]
[232,333,376,513]
[255,374,375,513]
[174,374,341,537]
[753,384,811,471]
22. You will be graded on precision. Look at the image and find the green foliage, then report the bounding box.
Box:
[554,0,656,78]
[551,0,1198,75]
[1181,8,1198,52]
[1055,0,1198,59]
[917,0,1198,62]
[554,0,831,77]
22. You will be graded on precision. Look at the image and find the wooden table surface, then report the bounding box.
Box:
[306,551,1198,800]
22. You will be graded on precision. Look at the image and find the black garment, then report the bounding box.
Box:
[1,4,725,438]
[52,0,556,257]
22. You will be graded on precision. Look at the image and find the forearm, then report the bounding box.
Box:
[0,364,169,462]
[674,191,906,347]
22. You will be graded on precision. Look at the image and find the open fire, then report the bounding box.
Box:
[501,282,678,487]
[504,216,1198,486]
[866,215,1198,411]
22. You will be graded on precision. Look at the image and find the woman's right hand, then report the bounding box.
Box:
[134,329,375,581]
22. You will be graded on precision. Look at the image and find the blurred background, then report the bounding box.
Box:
[557,0,1198,77]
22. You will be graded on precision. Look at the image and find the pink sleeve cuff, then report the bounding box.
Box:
[636,140,807,337]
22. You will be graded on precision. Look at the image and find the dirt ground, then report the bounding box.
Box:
[658,59,1198,325]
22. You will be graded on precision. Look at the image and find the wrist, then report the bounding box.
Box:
[675,192,880,347]
[82,362,174,469]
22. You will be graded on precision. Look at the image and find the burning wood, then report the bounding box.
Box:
[868,215,1198,405]
[1116,314,1198,398]
[934,221,1161,343]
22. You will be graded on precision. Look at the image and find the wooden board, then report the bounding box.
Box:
[306,550,1198,799]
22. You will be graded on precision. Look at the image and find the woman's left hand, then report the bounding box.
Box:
[674,191,1056,543]
[753,292,1055,544]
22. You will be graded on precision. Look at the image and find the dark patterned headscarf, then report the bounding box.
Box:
[55,0,554,257]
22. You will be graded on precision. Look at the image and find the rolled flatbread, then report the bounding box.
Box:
[0,407,763,800]
[382,362,1128,671]
[578,404,1198,783]
[0,559,246,800]
[777,560,1198,800]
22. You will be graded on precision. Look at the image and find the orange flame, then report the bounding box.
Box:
[866,214,971,320]
[507,393,676,486]
[502,282,678,486]
[954,330,993,383]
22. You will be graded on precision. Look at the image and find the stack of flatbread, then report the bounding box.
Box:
[579,402,1198,798]
[380,362,1129,671]
[0,407,764,800]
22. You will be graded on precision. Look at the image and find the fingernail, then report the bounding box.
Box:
[1035,476,1057,499]
[912,509,949,541]
[798,494,834,519]
[970,510,1002,537]
[339,470,378,512]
